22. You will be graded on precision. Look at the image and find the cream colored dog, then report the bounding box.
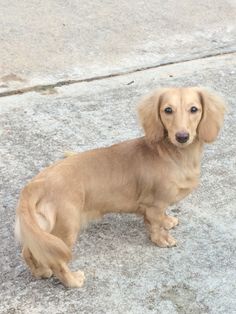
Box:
[15,87,226,288]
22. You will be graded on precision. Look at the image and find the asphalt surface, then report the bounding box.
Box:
[0,1,236,313]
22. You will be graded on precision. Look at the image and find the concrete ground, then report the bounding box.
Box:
[0,1,236,313]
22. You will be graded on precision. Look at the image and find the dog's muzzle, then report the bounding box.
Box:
[175,132,189,143]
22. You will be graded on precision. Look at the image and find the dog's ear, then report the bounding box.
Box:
[197,88,226,143]
[138,89,166,146]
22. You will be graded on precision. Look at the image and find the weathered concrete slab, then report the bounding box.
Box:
[0,54,235,313]
[0,0,235,92]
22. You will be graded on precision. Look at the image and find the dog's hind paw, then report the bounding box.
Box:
[34,267,53,279]
[69,270,86,288]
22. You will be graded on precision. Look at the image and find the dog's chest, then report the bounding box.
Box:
[169,162,200,203]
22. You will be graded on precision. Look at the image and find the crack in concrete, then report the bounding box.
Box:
[0,50,235,98]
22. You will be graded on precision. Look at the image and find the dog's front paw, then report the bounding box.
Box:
[162,215,179,230]
[150,229,177,247]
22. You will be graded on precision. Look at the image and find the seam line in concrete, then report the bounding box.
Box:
[0,50,235,98]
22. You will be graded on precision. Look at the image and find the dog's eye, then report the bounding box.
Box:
[164,107,173,114]
[190,106,198,113]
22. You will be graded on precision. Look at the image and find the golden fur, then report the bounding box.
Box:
[15,87,226,288]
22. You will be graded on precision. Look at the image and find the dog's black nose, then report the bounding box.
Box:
[175,132,189,143]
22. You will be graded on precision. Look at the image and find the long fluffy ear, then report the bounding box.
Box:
[138,89,166,146]
[197,88,226,143]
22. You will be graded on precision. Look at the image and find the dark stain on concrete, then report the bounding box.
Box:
[160,283,209,314]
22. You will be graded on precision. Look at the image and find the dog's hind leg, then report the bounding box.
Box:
[22,247,53,279]
[23,217,84,287]
[51,262,85,288]
[50,202,85,288]
[51,226,85,288]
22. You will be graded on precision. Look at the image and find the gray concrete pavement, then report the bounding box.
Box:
[0,1,236,313]
[0,0,235,92]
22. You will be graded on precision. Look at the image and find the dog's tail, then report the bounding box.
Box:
[16,181,71,268]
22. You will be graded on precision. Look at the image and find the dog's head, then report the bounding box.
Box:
[138,87,226,148]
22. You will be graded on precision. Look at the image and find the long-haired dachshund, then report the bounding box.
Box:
[15,87,226,287]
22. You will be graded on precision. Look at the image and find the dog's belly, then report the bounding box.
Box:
[84,190,139,215]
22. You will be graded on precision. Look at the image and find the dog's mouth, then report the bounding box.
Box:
[174,140,191,148]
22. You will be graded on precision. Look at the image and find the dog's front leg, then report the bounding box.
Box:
[144,206,177,247]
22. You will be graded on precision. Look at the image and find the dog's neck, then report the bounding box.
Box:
[155,137,204,167]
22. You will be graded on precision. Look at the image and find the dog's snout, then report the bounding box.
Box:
[175,132,189,143]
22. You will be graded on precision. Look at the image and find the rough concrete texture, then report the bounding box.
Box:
[0,1,236,314]
[0,0,236,92]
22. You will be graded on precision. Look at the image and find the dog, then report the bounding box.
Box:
[15,87,226,288]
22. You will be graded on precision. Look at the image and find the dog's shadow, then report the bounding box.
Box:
[75,213,148,253]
